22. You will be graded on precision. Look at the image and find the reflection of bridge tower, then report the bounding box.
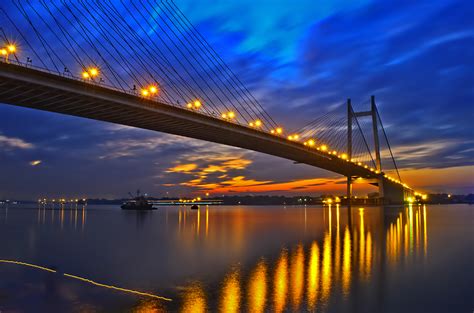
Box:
[347,96,406,204]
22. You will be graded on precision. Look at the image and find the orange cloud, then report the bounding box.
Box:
[221,159,252,169]
[221,176,272,187]
[209,177,345,194]
[166,163,198,173]
[201,164,228,173]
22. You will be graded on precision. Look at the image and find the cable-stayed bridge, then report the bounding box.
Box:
[0,0,419,203]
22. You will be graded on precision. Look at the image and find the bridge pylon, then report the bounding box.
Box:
[347,95,389,204]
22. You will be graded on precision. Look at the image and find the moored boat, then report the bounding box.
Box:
[121,190,156,210]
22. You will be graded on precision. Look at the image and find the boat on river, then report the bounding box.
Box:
[121,190,156,210]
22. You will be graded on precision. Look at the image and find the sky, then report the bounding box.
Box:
[0,0,473,199]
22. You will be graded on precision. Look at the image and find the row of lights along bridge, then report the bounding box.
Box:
[1,43,420,194]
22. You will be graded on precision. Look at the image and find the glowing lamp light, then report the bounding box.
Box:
[222,111,235,119]
[421,195,428,200]
[141,89,149,96]
[276,127,283,134]
[341,153,348,160]
[0,49,7,56]
[308,139,315,147]
[194,100,201,108]
[187,103,193,109]
[89,68,99,77]
[7,45,16,53]
[407,197,414,204]
[82,71,90,79]
[149,86,158,94]
[320,145,328,151]
[271,129,275,134]
[249,120,262,128]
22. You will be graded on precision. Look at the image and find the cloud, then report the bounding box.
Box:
[208,177,349,194]
[166,163,198,173]
[221,176,272,187]
[0,134,34,150]
[98,135,205,159]
[382,140,455,162]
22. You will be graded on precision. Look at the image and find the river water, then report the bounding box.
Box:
[0,204,472,312]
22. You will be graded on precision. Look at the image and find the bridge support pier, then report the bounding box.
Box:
[380,178,405,204]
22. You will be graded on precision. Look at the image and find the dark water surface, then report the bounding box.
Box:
[0,204,472,312]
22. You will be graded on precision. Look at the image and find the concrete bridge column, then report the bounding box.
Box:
[380,178,405,204]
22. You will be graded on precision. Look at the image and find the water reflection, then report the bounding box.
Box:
[247,259,267,313]
[36,203,88,230]
[307,242,320,310]
[273,249,288,313]
[386,204,428,265]
[219,267,241,313]
[180,282,207,313]
[0,204,432,311]
[178,205,429,312]
[290,244,304,311]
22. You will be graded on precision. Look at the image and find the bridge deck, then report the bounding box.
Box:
[0,62,378,179]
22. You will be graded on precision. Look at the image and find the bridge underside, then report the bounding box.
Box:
[0,62,409,202]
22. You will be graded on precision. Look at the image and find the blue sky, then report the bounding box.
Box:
[0,0,473,199]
